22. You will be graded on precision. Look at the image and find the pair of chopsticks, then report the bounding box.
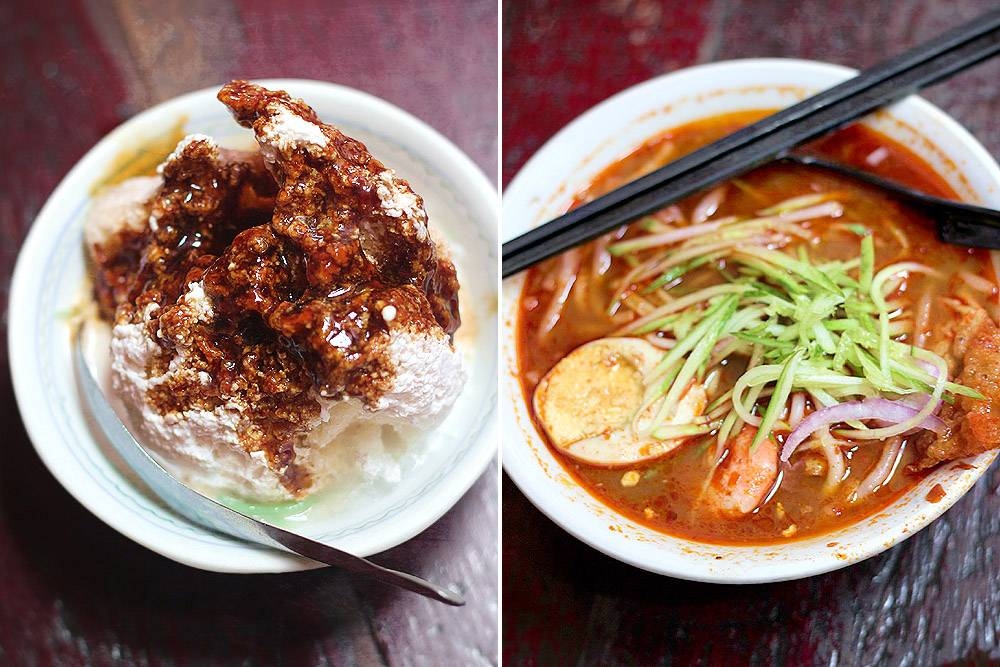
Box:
[502,10,1000,278]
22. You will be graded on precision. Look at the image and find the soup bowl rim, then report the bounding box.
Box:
[501,57,1000,583]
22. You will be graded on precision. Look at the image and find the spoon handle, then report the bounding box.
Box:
[780,153,1000,248]
[257,521,465,605]
[73,325,464,606]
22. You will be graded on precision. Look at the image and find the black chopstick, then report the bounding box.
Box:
[502,9,1000,278]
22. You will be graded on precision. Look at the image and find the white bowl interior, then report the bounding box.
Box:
[9,79,498,572]
[501,59,999,583]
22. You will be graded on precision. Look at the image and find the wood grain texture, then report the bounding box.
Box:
[0,1,497,665]
[502,0,1000,664]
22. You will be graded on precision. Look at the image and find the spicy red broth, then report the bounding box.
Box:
[516,111,997,545]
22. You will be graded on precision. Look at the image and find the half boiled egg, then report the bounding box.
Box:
[532,337,707,466]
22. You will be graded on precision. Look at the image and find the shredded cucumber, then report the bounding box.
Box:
[604,193,982,449]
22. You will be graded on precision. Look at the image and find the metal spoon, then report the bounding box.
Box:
[72,325,464,606]
[779,153,1000,248]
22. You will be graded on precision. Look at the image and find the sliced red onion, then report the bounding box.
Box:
[693,187,726,224]
[591,233,613,276]
[788,392,806,429]
[913,290,933,348]
[902,362,945,415]
[776,201,843,224]
[538,249,580,336]
[853,436,904,501]
[913,358,941,379]
[780,397,947,462]
[631,220,725,248]
[959,270,997,295]
[895,392,941,414]
[644,333,677,350]
[876,393,942,436]
[654,205,684,225]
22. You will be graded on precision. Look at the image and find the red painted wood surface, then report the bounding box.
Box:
[1,1,497,665]
[503,1,1000,664]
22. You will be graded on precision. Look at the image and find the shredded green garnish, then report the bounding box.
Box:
[752,349,804,449]
[859,231,875,293]
[609,191,979,448]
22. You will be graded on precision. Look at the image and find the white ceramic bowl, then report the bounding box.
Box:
[502,59,1000,583]
[10,79,498,573]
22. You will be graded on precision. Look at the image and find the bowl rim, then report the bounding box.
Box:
[501,57,1000,583]
[9,78,498,572]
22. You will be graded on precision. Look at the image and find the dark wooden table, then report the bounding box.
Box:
[1,2,497,665]
[503,1,1000,664]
